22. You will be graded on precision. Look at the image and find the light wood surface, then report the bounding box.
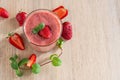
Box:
[0,0,120,80]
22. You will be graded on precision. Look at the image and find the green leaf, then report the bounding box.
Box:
[50,54,62,66]
[32,23,45,34]
[9,57,15,62]
[8,32,14,37]
[9,54,18,62]
[9,54,23,77]
[52,57,62,66]
[18,58,29,67]
[11,61,18,70]
[10,54,19,70]
[32,63,41,74]
[57,38,64,48]
[15,69,23,77]
[13,54,18,60]
[50,54,58,61]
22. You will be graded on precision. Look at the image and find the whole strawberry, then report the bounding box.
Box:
[0,7,9,18]
[16,11,27,26]
[8,33,25,50]
[62,22,72,40]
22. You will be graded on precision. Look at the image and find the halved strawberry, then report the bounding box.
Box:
[52,6,68,19]
[27,54,36,67]
[0,7,9,18]
[38,25,52,39]
[8,33,25,50]
[52,6,64,12]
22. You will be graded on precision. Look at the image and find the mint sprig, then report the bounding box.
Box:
[9,54,29,77]
[32,23,45,34]
[9,54,41,77]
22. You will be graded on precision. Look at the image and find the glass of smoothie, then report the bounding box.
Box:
[24,9,62,52]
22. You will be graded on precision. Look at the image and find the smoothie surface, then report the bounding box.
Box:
[24,10,62,46]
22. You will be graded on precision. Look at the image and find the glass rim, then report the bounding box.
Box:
[23,9,62,47]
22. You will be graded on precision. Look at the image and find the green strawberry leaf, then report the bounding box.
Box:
[52,57,62,66]
[32,23,45,34]
[57,38,64,48]
[18,58,29,67]
[11,61,18,70]
[32,63,41,74]
[15,69,23,77]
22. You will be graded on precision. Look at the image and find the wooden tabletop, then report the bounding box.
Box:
[0,0,120,80]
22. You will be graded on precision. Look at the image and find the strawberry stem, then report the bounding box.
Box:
[6,32,14,38]
[19,9,23,13]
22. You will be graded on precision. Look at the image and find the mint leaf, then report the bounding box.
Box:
[57,38,64,48]
[14,54,18,60]
[32,23,45,34]
[32,63,41,74]
[50,54,58,61]
[10,57,15,62]
[9,54,18,62]
[50,54,62,66]
[10,54,19,70]
[11,61,18,70]
[18,58,29,67]
[16,69,23,77]
[52,57,62,66]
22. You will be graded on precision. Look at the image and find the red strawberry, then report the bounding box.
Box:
[38,25,52,39]
[0,7,9,18]
[8,33,25,50]
[27,54,36,67]
[52,6,68,19]
[52,6,64,12]
[16,11,27,26]
[62,22,72,40]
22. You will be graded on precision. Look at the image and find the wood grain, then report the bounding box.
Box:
[0,0,120,80]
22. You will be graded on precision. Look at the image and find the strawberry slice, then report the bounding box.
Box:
[52,6,68,19]
[27,54,36,67]
[0,7,9,18]
[52,6,64,12]
[8,33,25,50]
[38,25,52,39]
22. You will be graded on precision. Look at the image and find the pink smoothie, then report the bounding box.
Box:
[24,9,62,52]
